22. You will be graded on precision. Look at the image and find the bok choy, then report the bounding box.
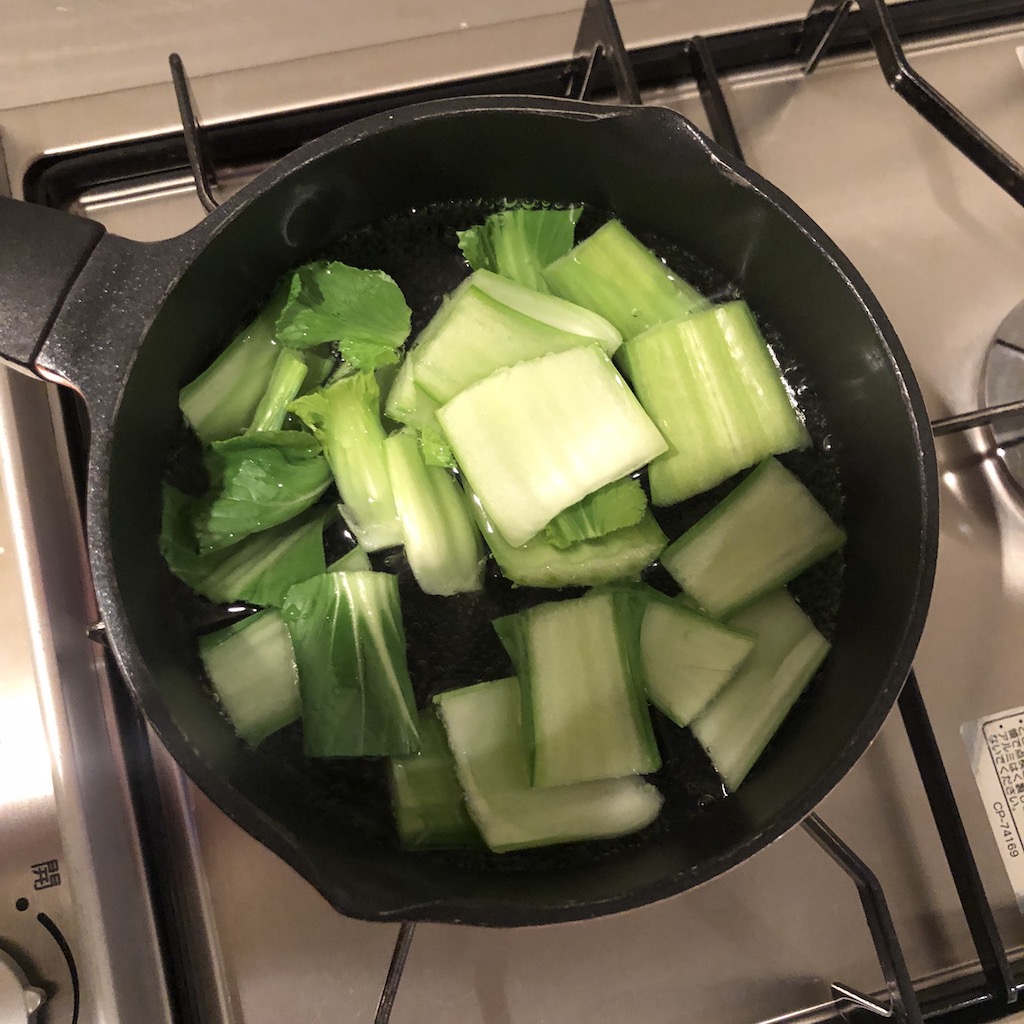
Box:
[389,708,480,848]
[456,205,581,293]
[619,301,810,504]
[437,344,667,547]
[164,200,844,851]
[691,589,831,792]
[198,610,301,746]
[191,431,332,553]
[161,487,327,606]
[383,429,483,596]
[276,260,411,370]
[282,570,420,757]
[661,457,845,618]
[248,348,309,432]
[409,270,621,407]
[179,280,289,443]
[544,476,647,549]
[471,493,668,589]
[290,372,402,551]
[544,219,707,338]
[327,544,372,573]
[383,352,442,431]
[629,586,756,728]
[435,677,663,852]
[495,589,660,787]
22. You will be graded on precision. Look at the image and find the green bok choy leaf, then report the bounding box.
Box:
[282,570,420,757]
[276,260,411,370]
[456,205,581,293]
[191,431,332,553]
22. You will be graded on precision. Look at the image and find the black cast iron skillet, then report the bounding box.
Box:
[0,96,937,926]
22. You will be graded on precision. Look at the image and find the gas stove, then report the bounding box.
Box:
[3,3,1024,1023]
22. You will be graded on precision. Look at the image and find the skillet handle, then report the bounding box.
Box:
[0,196,106,377]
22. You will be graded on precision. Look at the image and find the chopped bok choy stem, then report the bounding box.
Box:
[435,677,663,852]
[192,431,332,553]
[282,570,419,757]
[543,219,706,338]
[629,586,756,727]
[384,429,484,596]
[457,205,581,293]
[437,345,667,548]
[494,589,660,787]
[290,372,402,551]
[198,610,301,746]
[691,589,830,791]
[472,270,620,353]
[161,485,233,593]
[472,494,668,588]
[545,476,647,550]
[373,359,403,415]
[162,488,327,607]
[620,301,810,504]
[410,270,620,407]
[390,708,481,848]
[661,457,846,619]
[248,348,309,432]
[275,260,411,370]
[418,426,455,468]
[198,511,326,607]
[179,280,289,443]
[383,351,442,430]
[327,544,372,573]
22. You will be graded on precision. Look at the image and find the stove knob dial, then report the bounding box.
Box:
[0,949,44,1024]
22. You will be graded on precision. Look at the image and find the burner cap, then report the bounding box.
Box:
[0,949,44,1024]
[982,298,1024,491]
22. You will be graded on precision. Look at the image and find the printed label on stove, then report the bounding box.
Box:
[30,858,61,891]
[962,705,1024,916]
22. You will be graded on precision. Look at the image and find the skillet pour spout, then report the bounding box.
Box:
[0,97,937,926]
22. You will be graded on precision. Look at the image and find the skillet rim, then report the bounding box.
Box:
[78,94,939,926]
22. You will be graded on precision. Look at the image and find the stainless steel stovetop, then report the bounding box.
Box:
[2,3,1024,1023]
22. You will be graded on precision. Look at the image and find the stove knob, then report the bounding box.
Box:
[0,949,44,1024]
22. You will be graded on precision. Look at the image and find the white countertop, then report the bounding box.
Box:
[1,0,813,111]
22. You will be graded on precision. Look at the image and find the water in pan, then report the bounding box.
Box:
[174,199,845,869]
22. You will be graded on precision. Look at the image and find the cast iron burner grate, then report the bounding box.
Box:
[28,1,1024,1021]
